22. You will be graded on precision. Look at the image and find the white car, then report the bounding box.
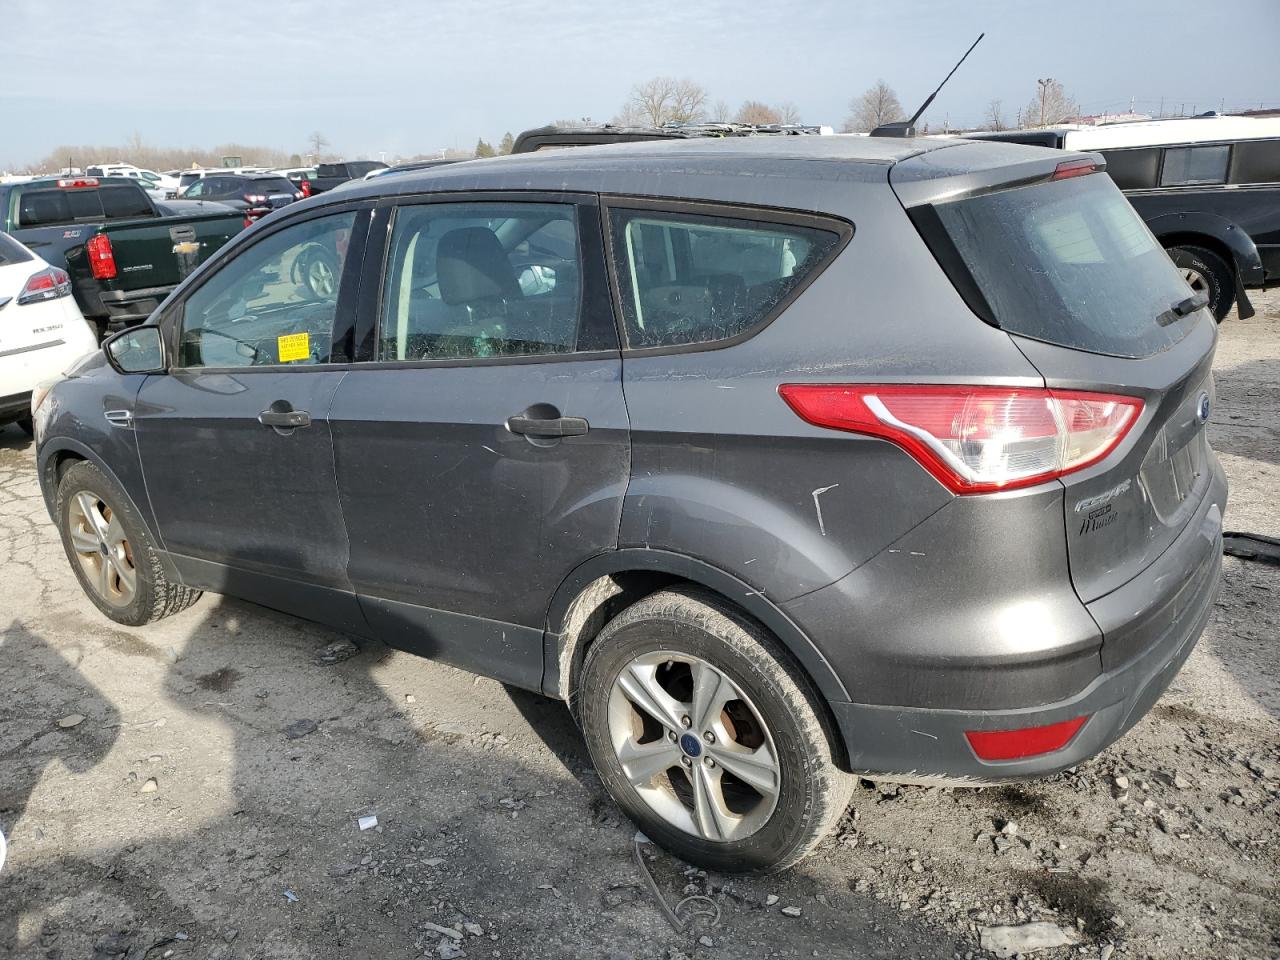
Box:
[86,164,181,200]
[0,233,99,435]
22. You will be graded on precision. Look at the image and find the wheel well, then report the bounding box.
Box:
[554,571,851,771]
[1159,232,1236,273]
[46,450,86,496]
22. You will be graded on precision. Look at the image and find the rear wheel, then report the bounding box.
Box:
[56,460,201,626]
[1168,245,1234,322]
[578,587,851,873]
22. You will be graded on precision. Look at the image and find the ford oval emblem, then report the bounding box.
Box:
[1196,391,1211,424]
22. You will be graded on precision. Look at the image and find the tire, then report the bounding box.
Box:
[578,587,851,873]
[16,416,34,437]
[1168,245,1234,322]
[55,460,201,626]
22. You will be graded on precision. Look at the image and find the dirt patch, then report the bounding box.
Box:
[195,667,241,692]
[1016,871,1117,938]
[989,784,1054,818]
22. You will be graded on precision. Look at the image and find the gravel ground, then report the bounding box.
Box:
[1,292,1277,960]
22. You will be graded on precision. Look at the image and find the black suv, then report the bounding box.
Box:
[180,173,303,222]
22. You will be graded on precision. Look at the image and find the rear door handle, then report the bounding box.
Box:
[506,414,589,438]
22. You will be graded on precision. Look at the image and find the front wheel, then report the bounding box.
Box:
[56,460,201,626]
[578,587,851,873]
[1168,245,1234,322]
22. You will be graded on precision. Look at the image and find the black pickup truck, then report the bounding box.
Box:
[0,176,244,335]
[305,160,388,194]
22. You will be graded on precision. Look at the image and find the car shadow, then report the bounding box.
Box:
[1,558,965,959]
[0,620,121,951]
[0,423,33,451]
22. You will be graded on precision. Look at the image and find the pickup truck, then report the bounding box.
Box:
[0,176,245,335]
[305,160,388,194]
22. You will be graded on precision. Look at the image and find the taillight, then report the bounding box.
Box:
[300,181,312,197]
[85,233,117,280]
[1052,158,1097,180]
[244,193,267,203]
[965,716,1088,761]
[243,217,255,229]
[778,384,1142,494]
[17,267,73,305]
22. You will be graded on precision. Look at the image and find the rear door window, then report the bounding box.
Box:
[377,201,583,361]
[923,172,1198,358]
[606,207,843,349]
[1160,145,1230,186]
[1229,139,1280,184]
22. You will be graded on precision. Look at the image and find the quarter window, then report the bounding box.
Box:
[607,208,842,349]
[177,212,356,368]
[378,202,582,361]
[1160,145,1230,186]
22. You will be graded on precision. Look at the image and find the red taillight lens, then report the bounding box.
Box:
[85,233,117,280]
[300,181,312,197]
[965,716,1088,761]
[779,384,1142,494]
[17,267,73,305]
[1052,158,1097,180]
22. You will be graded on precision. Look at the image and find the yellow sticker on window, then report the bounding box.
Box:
[277,332,310,363]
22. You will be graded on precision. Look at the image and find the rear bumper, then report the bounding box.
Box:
[822,460,1226,782]
[94,285,174,328]
[0,390,32,420]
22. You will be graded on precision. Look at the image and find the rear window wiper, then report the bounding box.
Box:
[1156,292,1210,326]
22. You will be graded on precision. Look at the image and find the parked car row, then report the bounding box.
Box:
[30,133,1226,873]
[0,176,244,335]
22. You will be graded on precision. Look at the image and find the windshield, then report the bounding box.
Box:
[927,173,1198,358]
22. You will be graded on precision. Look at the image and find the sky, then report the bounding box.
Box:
[2,0,1278,168]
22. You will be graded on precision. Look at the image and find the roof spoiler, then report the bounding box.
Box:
[871,33,984,138]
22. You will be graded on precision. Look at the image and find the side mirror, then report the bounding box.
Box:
[104,324,167,375]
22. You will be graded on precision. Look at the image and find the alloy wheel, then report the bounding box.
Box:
[607,650,780,842]
[67,491,137,608]
[308,258,335,297]
[1180,266,1210,297]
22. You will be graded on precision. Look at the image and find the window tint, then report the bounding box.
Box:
[0,231,34,266]
[378,202,582,361]
[1160,145,1230,186]
[1098,147,1160,190]
[178,212,356,368]
[1230,139,1280,184]
[608,208,841,349]
[16,188,105,225]
[100,185,153,218]
[927,173,1196,359]
[317,163,346,178]
[249,177,297,195]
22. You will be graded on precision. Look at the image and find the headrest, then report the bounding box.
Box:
[437,227,519,305]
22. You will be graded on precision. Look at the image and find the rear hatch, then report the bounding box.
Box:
[893,146,1219,655]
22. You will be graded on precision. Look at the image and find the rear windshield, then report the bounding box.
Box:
[0,231,34,266]
[317,163,346,178]
[15,184,151,226]
[249,178,297,195]
[926,173,1197,358]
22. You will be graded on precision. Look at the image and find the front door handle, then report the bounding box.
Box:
[506,414,589,438]
[258,402,311,434]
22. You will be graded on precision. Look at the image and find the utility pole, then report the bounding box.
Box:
[1037,77,1053,127]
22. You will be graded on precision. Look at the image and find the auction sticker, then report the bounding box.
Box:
[277,333,310,362]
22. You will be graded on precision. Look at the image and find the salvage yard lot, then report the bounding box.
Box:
[1,293,1277,960]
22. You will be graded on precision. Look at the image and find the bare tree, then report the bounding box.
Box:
[308,130,330,158]
[844,80,903,132]
[626,77,708,126]
[777,101,802,125]
[711,99,733,123]
[1024,79,1079,127]
[735,100,782,125]
[984,98,1007,132]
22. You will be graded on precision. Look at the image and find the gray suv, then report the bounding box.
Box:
[33,136,1227,872]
